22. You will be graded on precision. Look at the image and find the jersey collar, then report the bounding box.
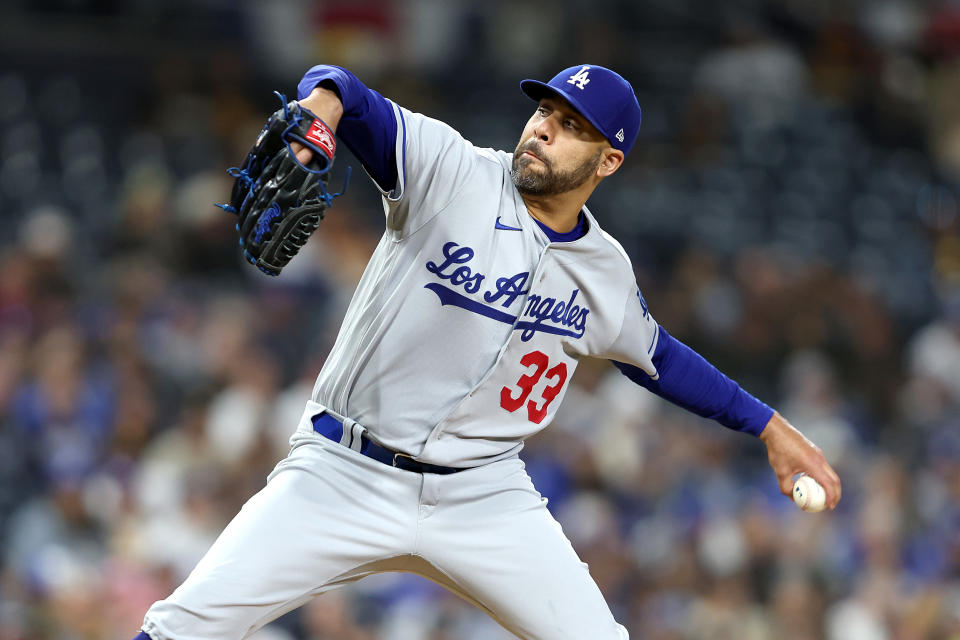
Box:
[532,210,588,242]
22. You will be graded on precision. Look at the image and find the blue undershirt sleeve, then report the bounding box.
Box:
[298,65,398,193]
[611,327,774,436]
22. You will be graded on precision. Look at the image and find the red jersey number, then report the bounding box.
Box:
[500,350,568,424]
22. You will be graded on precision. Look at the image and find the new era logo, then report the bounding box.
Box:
[616,128,624,143]
[567,65,591,90]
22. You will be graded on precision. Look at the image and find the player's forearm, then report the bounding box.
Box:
[612,327,773,435]
[299,86,344,132]
[298,64,398,192]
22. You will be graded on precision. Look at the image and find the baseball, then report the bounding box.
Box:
[793,475,826,513]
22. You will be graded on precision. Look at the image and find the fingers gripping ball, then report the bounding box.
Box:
[217,93,350,276]
[793,475,826,513]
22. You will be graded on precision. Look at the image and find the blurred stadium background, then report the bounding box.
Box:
[1,0,959,638]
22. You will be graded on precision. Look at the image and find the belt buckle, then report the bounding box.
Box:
[392,452,414,468]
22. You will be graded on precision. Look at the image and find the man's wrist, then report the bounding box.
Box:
[301,86,344,132]
[758,411,783,444]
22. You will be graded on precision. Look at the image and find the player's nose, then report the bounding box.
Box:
[532,118,555,144]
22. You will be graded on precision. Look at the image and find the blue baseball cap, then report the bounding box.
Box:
[520,64,642,155]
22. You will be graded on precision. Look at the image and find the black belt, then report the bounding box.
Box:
[312,413,464,475]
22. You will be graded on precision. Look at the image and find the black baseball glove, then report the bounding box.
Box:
[217,93,349,276]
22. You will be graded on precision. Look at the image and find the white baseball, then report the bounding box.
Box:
[792,475,826,513]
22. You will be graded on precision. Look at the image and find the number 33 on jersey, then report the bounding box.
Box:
[501,350,568,424]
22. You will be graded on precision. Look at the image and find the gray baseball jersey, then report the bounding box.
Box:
[311,103,660,468]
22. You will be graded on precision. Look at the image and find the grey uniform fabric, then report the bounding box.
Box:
[312,103,659,468]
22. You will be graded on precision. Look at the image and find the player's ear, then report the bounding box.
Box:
[597,148,624,178]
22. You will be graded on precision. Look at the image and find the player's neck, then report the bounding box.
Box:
[521,192,588,233]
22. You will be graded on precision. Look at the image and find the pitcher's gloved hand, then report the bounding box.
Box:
[218,94,347,276]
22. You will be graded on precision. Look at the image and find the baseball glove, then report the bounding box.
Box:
[217,92,349,276]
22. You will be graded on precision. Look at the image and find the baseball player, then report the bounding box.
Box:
[133,64,841,639]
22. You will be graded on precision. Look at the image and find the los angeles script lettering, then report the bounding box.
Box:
[426,241,589,339]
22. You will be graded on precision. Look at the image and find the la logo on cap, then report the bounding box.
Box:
[616,128,625,142]
[567,65,591,90]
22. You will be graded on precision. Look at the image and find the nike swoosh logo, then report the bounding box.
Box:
[495,216,522,231]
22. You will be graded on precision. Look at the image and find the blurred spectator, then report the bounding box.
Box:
[693,12,809,128]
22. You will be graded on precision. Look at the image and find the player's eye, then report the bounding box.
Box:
[563,119,579,130]
[537,106,549,117]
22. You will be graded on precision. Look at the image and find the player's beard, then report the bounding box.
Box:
[511,142,602,196]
